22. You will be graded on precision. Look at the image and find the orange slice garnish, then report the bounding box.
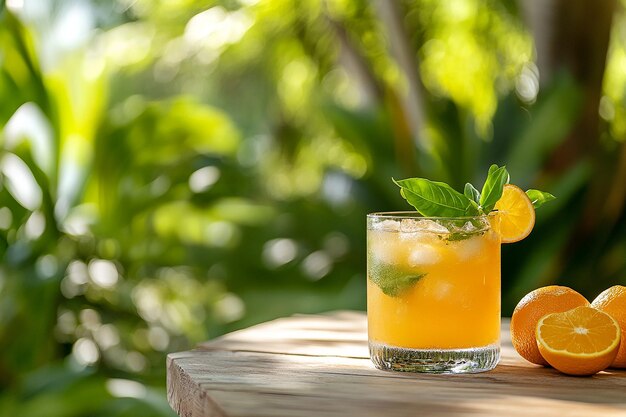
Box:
[494,184,535,243]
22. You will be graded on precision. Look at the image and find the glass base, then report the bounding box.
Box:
[369,342,500,374]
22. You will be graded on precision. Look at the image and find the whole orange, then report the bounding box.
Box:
[510,285,589,365]
[591,285,626,368]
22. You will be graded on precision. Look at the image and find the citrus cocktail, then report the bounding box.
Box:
[367,213,501,373]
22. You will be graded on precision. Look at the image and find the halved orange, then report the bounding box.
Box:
[494,184,535,243]
[536,306,621,376]
[511,286,589,365]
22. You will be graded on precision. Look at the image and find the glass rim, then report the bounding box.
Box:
[366,211,496,220]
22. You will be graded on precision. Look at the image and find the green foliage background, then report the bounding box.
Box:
[0,0,625,415]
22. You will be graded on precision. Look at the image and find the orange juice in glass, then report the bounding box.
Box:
[367,212,501,373]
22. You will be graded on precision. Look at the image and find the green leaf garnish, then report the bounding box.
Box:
[394,165,554,217]
[526,189,556,209]
[480,164,510,213]
[393,178,479,217]
[464,182,481,204]
[369,262,427,297]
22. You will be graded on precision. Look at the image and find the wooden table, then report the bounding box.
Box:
[167,311,626,417]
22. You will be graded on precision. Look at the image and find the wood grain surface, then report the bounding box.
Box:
[167,311,626,417]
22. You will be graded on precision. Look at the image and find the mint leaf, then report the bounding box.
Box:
[369,262,427,297]
[464,183,481,204]
[526,189,556,209]
[394,178,480,217]
[480,164,510,213]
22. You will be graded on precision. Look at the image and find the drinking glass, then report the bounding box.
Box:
[367,212,501,373]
